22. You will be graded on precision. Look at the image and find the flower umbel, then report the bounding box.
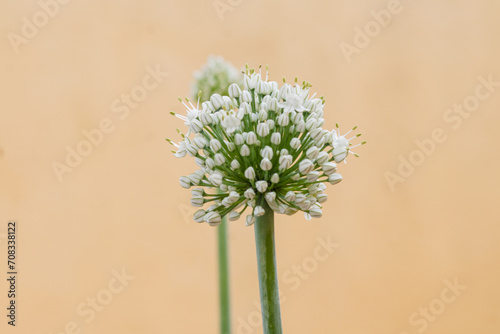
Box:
[191,55,242,102]
[168,65,365,226]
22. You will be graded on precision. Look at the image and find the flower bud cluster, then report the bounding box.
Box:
[191,55,243,102]
[169,65,365,226]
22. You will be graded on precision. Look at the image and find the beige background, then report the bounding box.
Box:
[1,0,499,333]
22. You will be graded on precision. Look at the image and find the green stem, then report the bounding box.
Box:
[218,218,231,334]
[254,200,283,334]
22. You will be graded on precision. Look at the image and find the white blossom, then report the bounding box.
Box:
[169,65,364,226]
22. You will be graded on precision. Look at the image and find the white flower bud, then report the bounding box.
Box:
[280,148,289,156]
[186,143,198,157]
[228,191,240,203]
[188,172,202,185]
[306,118,317,131]
[209,172,223,186]
[299,200,311,211]
[189,119,204,133]
[195,157,205,167]
[308,184,319,195]
[243,188,255,199]
[267,119,275,130]
[202,101,215,112]
[238,103,250,117]
[260,146,273,159]
[191,188,204,197]
[306,146,319,159]
[193,135,208,149]
[258,109,268,121]
[316,136,326,148]
[228,211,241,221]
[271,173,280,184]
[214,153,225,166]
[205,211,221,226]
[231,159,240,170]
[299,159,314,175]
[292,112,303,124]
[244,188,255,199]
[279,155,292,170]
[219,184,228,192]
[240,144,250,156]
[247,199,256,207]
[228,83,242,99]
[222,197,232,207]
[268,98,279,111]
[296,120,306,132]
[271,132,281,145]
[310,128,323,141]
[191,195,205,207]
[257,123,270,137]
[256,180,268,193]
[205,158,215,169]
[277,113,289,127]
[245,214,256,226]
[234,133,244,145]
[260,158,272,171]
[207,204,218,211]
[295,193,306,204]
[210,113,220,125]
[328,173,343,185]
[290,137,301,150]
[279,84,291,99]
[316,151,329,165]
[173,145,187,158]
[265,191,276,204]
[322,162,337,175]
[225,142,234,152]
[179,176,191,189]
[323,132,333,144]
[256,80,271,94]
[222,96,232,110]
[269,81,279,93]
[254,206,265,217]
[244,73,260,90]
[247,131,257,145]
[210,139,222,152]
[307,171,320,182]
[210,94,224,110]
[193,209,206,223]
[309,206,323,218]
[291,173,300,180]
[285,207,298,216]
[332,147,348,163]
[316,193,328,203]
[285,191,296,202]
[244,167,256,180]
[241,90,252,103]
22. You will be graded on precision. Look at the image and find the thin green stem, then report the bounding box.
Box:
[218,218,231,334]
[254,200,283,334]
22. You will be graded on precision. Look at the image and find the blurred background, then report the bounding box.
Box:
[1,0,499,333]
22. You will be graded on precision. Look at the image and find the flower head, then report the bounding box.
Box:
[168,65,365,226]
[191,55,243,102]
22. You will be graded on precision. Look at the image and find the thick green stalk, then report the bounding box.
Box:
[254,200,283,334]
[218,218,231,334]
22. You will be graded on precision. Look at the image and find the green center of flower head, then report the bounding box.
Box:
[167,65,365,227]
